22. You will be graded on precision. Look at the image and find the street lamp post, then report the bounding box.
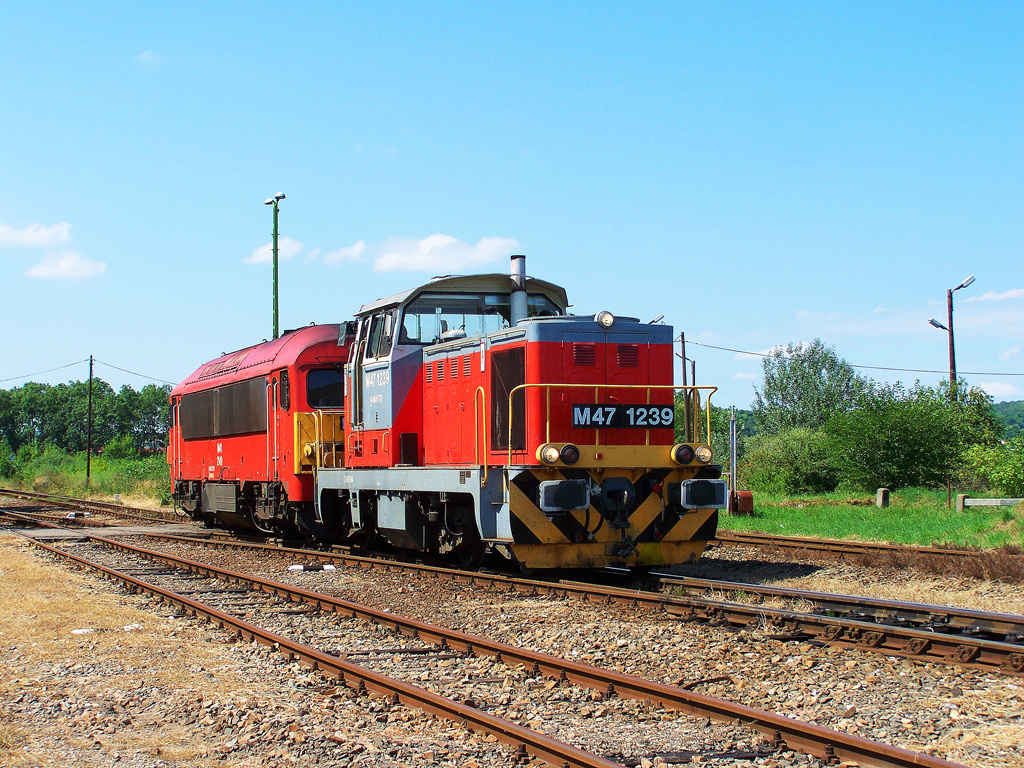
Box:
[928,274,975,402]
[264,192,286,339]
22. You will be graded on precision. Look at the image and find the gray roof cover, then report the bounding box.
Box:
[357,274,569,316]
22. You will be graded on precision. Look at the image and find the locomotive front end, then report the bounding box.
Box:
[491,312,725,570]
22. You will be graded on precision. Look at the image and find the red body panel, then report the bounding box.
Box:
[415,338,676,467]
[168,325,349,502]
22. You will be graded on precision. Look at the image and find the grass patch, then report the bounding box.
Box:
[1,446,170,505]
[724,488,1024,550]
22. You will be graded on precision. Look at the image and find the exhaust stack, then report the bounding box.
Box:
[510,254,527,325]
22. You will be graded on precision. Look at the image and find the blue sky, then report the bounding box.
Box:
[2,2,1021,408]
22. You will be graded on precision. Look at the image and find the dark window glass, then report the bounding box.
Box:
[217,378,268,436]
[491,346,526,450]
[279,370,290,410]
[179,378,267,439]
[307,369,345,408]
[400,293,562,345]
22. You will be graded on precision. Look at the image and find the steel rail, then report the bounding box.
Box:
[714,530,1024,567]
[141,531,1024,676]
[20,533,620,768]
[654,574,1024,643]
[0,488,180,523]
[71,532,965,768]
[0,506,108,529]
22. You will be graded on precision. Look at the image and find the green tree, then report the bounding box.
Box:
[825,382,959,490]
[936,379,1004,448]
[752,339,865,436]
[738,427,836,495]
[993,400,1024,439]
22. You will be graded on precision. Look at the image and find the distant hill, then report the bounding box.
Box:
[994,400,1024,439]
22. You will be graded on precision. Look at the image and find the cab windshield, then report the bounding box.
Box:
[399,292,561,344]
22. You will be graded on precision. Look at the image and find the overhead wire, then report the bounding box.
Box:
[93,359,176,386]
[0,358,175,387]
[0,359,90,384]
[686,340,1024,378]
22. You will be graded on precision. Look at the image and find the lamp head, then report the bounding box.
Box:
[264,198,274,205]
[275,192,286,201]
[928,317,948,331]
[954,275,975,291]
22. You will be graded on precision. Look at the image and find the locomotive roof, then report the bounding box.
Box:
[356,273,569,316]
[172,324,343,394]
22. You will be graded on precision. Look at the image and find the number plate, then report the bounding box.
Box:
[572,404,675,429]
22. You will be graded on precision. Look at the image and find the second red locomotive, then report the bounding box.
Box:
[169,255,726,569]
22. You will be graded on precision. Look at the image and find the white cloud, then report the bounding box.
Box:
[323,240,366,265]
[0,222,71,247]
[733,372,757,380]
[965,289,1024,302]
[373,234,520,272]
[245,236,303,264]
[25,251,106,280]
[977,381,1024,402]
[999,346,1021,361]
[135,51,161,64]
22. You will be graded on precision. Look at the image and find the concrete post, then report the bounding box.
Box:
[875,488,890,508]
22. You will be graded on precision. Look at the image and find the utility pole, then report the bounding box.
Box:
[678,333,690,443]
[946,288,957,399]
[690,359,697,441]
[730,406,738,512]
[86,355,93,488]
[265,192,286,339]
[929,275,974,403]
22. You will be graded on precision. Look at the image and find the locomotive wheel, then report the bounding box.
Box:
[453,540,486,569]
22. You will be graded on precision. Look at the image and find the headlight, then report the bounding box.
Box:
[559,444,580,465]
[695,445,713,463]
[539,444,561,464]
[594,311,615,328]
[671,444,695,465]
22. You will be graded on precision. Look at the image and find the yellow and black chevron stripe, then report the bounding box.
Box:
[506,466,719,569]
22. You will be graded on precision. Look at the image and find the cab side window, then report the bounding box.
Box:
[278,370,290,411]
[364,309,397,360]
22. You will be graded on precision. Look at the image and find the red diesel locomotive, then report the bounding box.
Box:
[169,256,726,569]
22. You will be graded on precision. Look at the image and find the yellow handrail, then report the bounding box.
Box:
[473,387,488,488]
[505,383,718,465]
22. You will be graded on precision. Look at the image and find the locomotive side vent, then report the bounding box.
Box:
[617,344,639,368]
[425,362,433,383]
[573,343,596,367]
[437,360,445,381]
[463,355,472,377]
[451,357,458,379]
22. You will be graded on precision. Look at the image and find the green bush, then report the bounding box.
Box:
[103,433,138,460]
[965,438,1024,497]
[825,383,960,491]
[738,428,837,495]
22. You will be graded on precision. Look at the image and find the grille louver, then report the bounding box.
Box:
[573,343,596,367]
[617,344,639,367]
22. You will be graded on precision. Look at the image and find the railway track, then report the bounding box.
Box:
[19,530,966,768]
[652,573,1024,646]
[0,487,180,523]
[713,529,1024,575]
[143,531,1024,676]
[0,505,108,528]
